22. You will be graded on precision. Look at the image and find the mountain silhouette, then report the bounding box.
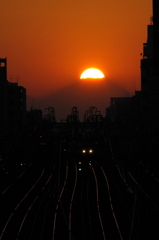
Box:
[40,78,129,121]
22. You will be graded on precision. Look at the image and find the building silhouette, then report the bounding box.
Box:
[140,0,159,133]
[106,0,159,135]
[0,58,26,156]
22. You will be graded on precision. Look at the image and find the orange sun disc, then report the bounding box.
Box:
[80,68,105,79]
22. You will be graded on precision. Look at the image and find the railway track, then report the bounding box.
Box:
[0,156,58,240]
[1,128,159,240]
[106,127,159,239]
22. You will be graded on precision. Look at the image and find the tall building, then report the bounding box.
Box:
[0,58,26,156]
[0,59,8,155]
[106,0,159,130]
[140,0,159,132]
[152,0,159,72]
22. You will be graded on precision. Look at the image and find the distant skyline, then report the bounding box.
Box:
[1,0,151,97]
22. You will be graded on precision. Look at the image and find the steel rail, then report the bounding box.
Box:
[80,168,94,240]
[0,169,45,240]
[52,162,69,240]
[101,167,124,240]
[91,165,106,240]
[68,162,77,240]
[128,171,159,210]
[15,173,53,240]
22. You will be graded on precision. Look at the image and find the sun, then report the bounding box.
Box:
[80,68,105,79]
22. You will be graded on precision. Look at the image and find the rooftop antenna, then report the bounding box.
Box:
[133,77,136,95]
[10,75,13,82]
[16,75,20,84]
[150,16,153,25]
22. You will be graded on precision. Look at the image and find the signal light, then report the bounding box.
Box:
[78,161,82,171]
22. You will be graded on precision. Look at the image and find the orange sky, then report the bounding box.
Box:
[1,0,152,97]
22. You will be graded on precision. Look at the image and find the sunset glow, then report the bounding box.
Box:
[80,68,105,79]
[0,1,151,97]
